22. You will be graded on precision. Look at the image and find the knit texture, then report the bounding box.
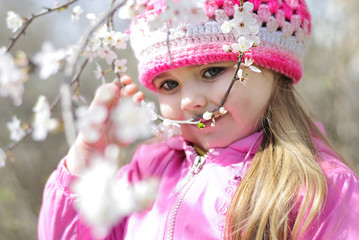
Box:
[130,0,311,91]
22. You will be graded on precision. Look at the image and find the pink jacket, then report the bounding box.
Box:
[38,131,359,239]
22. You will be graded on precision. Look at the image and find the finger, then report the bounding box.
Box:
[120,75,132,86]
[112,78,123,89]
[91,83,121,108]
[122,83,139,96]
[132,91,145,103]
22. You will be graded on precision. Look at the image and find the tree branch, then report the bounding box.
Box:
[2,58,89,153]
[6,0,80,52]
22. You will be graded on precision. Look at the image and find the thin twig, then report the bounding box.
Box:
[107,0,117,31]
[6,0,80,52]
[157,114,200,125]
[3,129,33,152]
[190,54,244,122]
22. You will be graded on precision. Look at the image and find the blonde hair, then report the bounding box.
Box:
[225,75,330,239]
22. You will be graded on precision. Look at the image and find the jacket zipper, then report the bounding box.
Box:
[165,155,206,240]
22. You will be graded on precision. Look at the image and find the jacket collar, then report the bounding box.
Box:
[165,131,263,165]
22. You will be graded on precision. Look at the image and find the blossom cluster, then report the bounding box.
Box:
[220,3,260,54]
[0,47,27,106]
[72,144,159,237]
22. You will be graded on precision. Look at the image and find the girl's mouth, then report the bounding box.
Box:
[187,107,228,129]
[196,113,226,129]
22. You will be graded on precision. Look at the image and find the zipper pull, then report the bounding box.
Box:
[192,155,206,174]
[173,155,206,194]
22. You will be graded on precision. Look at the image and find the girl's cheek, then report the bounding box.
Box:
[159,102,179,119]
[158,95,181,118]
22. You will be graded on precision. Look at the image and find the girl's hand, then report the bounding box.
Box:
[66,75,145,175]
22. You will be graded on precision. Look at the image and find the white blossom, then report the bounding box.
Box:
[97,46,117,65]
[219,107,228,115]
[152,119,182,140]
[0,47,25,106]
[219,3,260,52]
[86,13,97,26]
[222,44,231,53]
[84,45,98,62]
[7,115,26,142]
[220,21,233,34]
[75,105,108,143]
[243,58,262,73]
[72,155,159,238]
[32,95,58,141]
[102,31,117,46]
[141,101,158,122]
[236,69,247,85]
[33,42,66,80]
[232,12,257,37]
[113,32,129,50]
[0,149,6,168]
[65,45,79,67]
[211,120,216,127]
[94,62,106,83]
[228,4,258,38]
[71,5,84,22]
[237,68,243,79]
[203,111,213,120]
[72,158,123,238]
[113,59,127,74]
[112,98,153,143]
[231,36,254,53]
[94,24,108,41]
[247,34,260,47]
[6,11,23,33]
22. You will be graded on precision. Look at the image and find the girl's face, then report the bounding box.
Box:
[153,61,275,151]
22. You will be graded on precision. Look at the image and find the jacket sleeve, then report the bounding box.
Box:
[37,158,127,240]
[302,160,359,239]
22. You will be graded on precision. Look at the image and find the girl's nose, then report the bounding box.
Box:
[180,86,207,112]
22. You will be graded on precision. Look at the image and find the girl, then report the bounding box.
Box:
[38,0,359,239]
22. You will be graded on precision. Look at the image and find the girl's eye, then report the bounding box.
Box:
[160,80,179,91]
[203,67,225,79]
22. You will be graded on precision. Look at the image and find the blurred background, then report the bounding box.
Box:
[0,0,358,239]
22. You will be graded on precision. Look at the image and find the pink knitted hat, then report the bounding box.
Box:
[130,0,311,91]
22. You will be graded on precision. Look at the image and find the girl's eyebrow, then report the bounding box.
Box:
[154,62,229,81]
[153,72,172,82]
[155,72,171,79]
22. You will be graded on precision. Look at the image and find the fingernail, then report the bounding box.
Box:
[135,95,142,102]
